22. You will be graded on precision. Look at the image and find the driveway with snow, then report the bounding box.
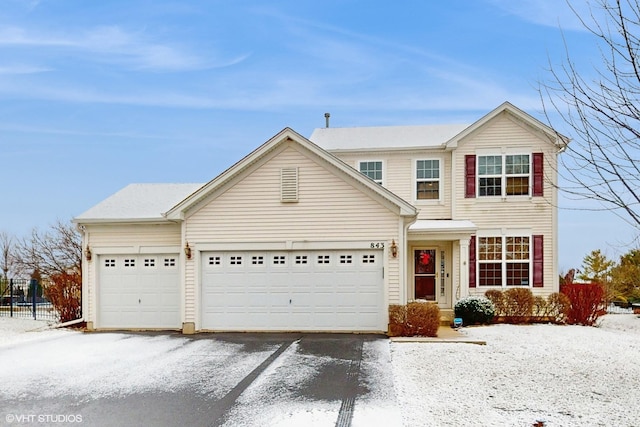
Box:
[0,324,399,427]
[2,315,640,426]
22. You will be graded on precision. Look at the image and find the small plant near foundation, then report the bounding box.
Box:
[454,296,495,325]
[484,290,505,316]
[406,302,440,337]
[545,292,571,323]
[388,303,440,337]
[503,288,535,319]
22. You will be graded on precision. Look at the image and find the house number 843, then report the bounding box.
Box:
[370,242,385,249]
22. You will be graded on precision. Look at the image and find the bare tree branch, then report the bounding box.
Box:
[541,0,640,229]
[13,219,82,278]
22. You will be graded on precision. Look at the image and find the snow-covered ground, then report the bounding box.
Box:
[1,314,639,426]
[392,314,640,427]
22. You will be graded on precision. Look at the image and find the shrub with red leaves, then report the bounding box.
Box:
[43,271,82,323]
[560,282,605,326]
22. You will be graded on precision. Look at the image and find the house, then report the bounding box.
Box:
[74,102,567,333]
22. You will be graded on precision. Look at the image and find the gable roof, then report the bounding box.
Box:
[74,183,203,224]
[164,127,417,220]
[309,123,470,152]
[444,101,569,150]
[309,101,569,152]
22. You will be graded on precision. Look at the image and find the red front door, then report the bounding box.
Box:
[414,249,436,300]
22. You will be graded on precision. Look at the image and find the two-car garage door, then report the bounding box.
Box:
[201,249,385,331]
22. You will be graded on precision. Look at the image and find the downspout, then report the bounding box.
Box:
[400,213,418,305]
[77,224,89,327]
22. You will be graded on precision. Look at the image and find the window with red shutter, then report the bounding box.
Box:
[533,234,544,287]
[469,235,476,287]
[465,155,476,198]
[533,153,544,197]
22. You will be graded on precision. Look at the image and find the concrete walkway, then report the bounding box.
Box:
[389,326,486,345]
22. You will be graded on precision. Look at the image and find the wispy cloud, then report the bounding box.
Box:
[0,64,50,74]
[0,25,248,71]
[486,0,596,32]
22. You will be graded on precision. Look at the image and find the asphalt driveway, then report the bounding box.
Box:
[1,332,401,427]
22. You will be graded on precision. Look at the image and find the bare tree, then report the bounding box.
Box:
[541,0,640,229]
[14,219,82,278]
[0,231,15,297]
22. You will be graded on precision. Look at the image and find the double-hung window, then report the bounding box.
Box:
[359,161,383,185]
[416,159,440,200]
[478,154,530,197]
[478,235,530,286]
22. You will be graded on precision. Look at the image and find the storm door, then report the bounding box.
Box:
[414,249,437,300]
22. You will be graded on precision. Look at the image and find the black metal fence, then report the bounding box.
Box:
[0,278,59,322]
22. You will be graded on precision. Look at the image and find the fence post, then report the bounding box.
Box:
[30,279,37,320]
[9,278,13,317]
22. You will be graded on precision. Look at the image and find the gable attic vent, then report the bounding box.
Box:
[281,167,299,202]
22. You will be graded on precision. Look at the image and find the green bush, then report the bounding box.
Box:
[454,296,495,325]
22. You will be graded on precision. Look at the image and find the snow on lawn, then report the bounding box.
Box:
[0,317,70,348]
[391,314,640,427]
[4,315,640,426]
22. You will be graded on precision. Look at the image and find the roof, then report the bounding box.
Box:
[409,220,477,233]
[309,123,470,151]
[165,127,418,220]
[309,102,569,152]
[74,183,203,223]
[408,220,477,240]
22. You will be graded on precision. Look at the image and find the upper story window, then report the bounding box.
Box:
[466,153,544,198]
[478,154,530,197]
[359,161,383,185]
[416,159,440,200]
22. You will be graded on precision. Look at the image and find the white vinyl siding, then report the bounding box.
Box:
[335,152,452,219]
[184,144,402,322]
[455,114,558,296]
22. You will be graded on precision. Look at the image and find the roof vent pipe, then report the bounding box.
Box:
[324,112,330,128]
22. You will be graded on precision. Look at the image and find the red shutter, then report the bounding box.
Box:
[465,155,476,198]
[533,234,544,287]
[469,235,476,288]
[533,153,543,197]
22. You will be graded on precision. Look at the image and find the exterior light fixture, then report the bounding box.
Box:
[184,242,192,260]
[390,239,398,258]
[85,246,92,261]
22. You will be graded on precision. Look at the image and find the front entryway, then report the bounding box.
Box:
[414,249,437,301]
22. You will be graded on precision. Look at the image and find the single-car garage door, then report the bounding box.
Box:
[201,250,384,331]
[98,254,180,329]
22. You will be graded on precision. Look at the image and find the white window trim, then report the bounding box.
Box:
[358,159,385,185]
[413,156,443,204]
[476,232,533,288]
[477,153,532,199]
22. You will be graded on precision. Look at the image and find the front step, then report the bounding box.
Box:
[440,309,454,326]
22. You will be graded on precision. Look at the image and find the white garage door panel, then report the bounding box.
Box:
[98,255,180,329]
[201,250,384,331]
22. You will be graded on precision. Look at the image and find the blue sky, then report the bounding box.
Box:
[0,0,637,271]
